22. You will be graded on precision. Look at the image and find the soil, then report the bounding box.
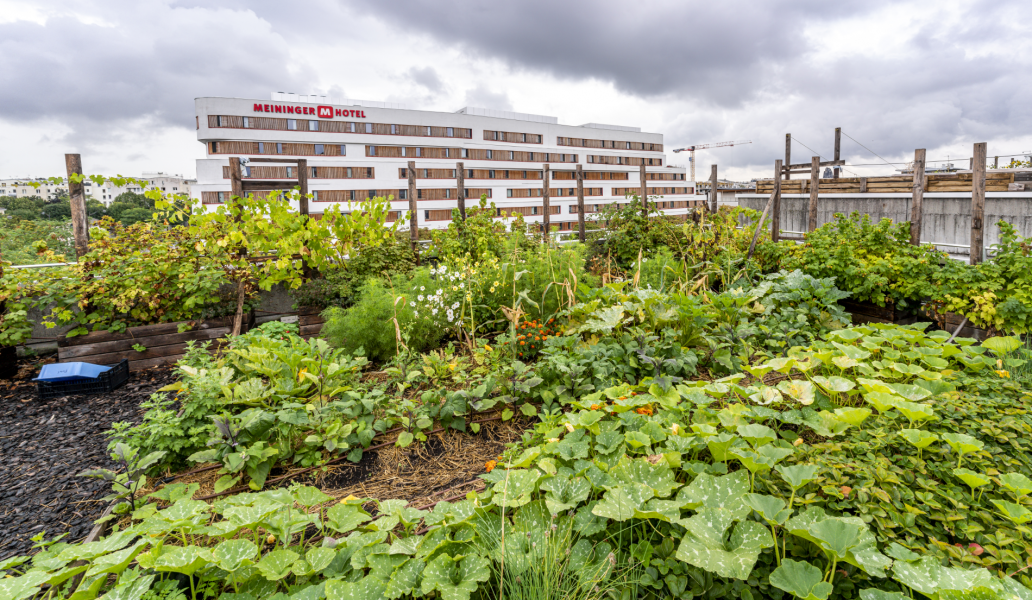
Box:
[0,355,177,561]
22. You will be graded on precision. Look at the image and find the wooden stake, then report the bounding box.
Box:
[228,157,247,336]
[640,164,647,216]
[542,164,551,241]
[709,165,718,213]
[771,159,783,242]
[833,128,841,179]
[807,156,819,232]
[784,134,791,180]
[971,142,987,265]
[746,188,777,260]
[408,161,418,259]
[65,154,89,259]
[859,177,867,193]
[576,164,586,243]
[456,162,466,220]
[994,156,999,169]
[910,149,926,246]
[297,158,309,217]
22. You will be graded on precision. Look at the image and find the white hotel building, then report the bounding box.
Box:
[193,94,696,230]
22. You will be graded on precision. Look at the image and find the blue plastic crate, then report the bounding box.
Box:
[36,359,129,399]
[34,361,112,382]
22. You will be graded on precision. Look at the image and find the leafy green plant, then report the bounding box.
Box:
[79,443,166,514]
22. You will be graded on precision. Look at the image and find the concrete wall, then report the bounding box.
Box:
[737,192,1032,256]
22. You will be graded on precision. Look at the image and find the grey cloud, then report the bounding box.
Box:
[462,85,513,111]
[406,66,445,94]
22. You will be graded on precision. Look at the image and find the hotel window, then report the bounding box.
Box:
[444,148,450,158]
[467,169,474,178]
[415,148,422,157]
[287,119,297,130]
[507,189,512,198]
[347,167,353,178]
[625,142,631,149]
[311,167,317,177]
[509,151,514,160]
[532,207,538,215]
[348,190,355,201]
[340,145,346,156]
[243,166,251,177]
[391,124,397,134]
[523,170,528,178]
[400,168,407,178]
[258,142,265,153]
[445,189,451,198]
[489,170,495,179]
[366,167,373,177]
[447,127,454,137]
[315,144,325,155]
[401,147,407,157]
[450,169,456,177]
[286,167,294,178]
[210,142,219,153]
[310,120,319,131]
[217,191,226,202]
[487,150,493,159]
[369,146,377,156]
[276,143,283,154]
[461,149,468,158]
[492,131,499,140]
[423,169,429,177]
[522,133,527,142]
[216,116,224,127]
[425,126,431,135]
[399,190,407,200]
[465,188,470,198]
[242,116,250,128]
[349,123,356,133]
[365,123,373,133]
[312,191,319,201]
[424,210,430,220]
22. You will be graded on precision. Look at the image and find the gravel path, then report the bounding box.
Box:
[0,358,177,560]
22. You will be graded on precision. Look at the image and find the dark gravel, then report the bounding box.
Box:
[0,357,177,561]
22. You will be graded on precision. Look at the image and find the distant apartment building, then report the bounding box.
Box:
[192,94,694,230]
[0,172,193,205]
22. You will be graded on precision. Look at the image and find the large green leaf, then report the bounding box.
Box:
[737,424,777,448]
[294,486,334,508]
[676,471,750,519]
[420,554,491,600]
[0,571,51,600]
[809,519,863,559]
[257,549,299,581]
[675,509,772,580]
[941,433,984,461]
[212,539,258,572]
[491,469,541,508]
[326,575,389,600]
[777,464,820,490]
[785,507,890,577]
[540,475,592,513]
[326,502,372,534]
[983,336,1022,356]
[153,546,215,577]
[769,559,833,600]
[384,558,425,599]
[899,429,938,451]
[743,493,791,525]
[84,540,148,577]
[610,456,680,497]
[1000,473,1032,498]
[592,484,654,521]
[892,556,1000,598]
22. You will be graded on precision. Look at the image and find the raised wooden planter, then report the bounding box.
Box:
[57,313,254,371]
[839,300,918,326]
[922,309,991,341]
[297,306,326,339]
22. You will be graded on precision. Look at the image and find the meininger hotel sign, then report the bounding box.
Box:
[252,103,367,119]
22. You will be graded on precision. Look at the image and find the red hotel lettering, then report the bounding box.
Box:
[253,104,366,118]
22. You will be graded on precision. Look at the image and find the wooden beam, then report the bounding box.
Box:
[782,159,844,171]
[807,156,819,232]
[65,154,89,259]
[543,164,551,241]
[456,162,466,220]
[640,164,648,216]
[771,159,783,242]
[785,134,791,180]
[710,165,718,213]
[970,142,987,265]
[576,164,586,243]
[297,158,309,217]
[833,127,841,179]
[408,161,418,258]
[910,149,926,246]
[244,158,302,164]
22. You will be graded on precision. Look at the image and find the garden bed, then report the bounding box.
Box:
[56,314,254,370]
[839,299,918,325]
[0,360,176,561]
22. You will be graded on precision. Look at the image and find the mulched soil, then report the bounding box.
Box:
[0,356,177,561]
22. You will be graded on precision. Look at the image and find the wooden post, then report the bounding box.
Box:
[709,165,718,213]
[910,149,926,246]
[297,158,309,217]
[859,178,867,193]
[970,142,987,265]
[408,161,418,259]
[65,154,89,259]
[228,157,247,336]
[994,156,999,169]
[784,134,791,180]
[456,162,466,220]
[807,156,819,232]
[771,160,783,242]
[576,164,586,243]
[833,127,841,179]
[542,164,551,241]
[639,164,648,216]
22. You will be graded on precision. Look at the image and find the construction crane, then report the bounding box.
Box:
[672,140,752,181]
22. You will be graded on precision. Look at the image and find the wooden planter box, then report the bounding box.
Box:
[921,309,992,342]
[57,313,254,371]
[839,300,918,326]
[278,306,326,340]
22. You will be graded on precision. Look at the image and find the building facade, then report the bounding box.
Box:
[193,94,695,230]
[1,172,193,205]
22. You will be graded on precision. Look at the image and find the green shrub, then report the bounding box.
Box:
[290,233,416,310]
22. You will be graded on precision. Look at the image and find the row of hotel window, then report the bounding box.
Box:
[207,141,662,166]
[204,188,690,203]
[224,166,687,182]
[208,116,662,152]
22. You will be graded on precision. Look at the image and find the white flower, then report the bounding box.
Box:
[459,283,464,289]
[446,310,454,322]
[418,295,424,301]
[410,301,416,307]
[439,265,447,273]
[429,267,437,275]
[420,286,425,291]
[451,302,460,309]
[432,308,438,315]
[436,289,443,295]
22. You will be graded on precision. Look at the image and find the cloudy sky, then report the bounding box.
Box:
[2,0,1030,182]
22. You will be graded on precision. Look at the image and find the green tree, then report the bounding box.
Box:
[86,199,107,219]
[119,207,154,226]
[40,200,71,220]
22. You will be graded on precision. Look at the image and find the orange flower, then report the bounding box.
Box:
[520,341,526,345]
[618,396,627,400]
[485,461,496,473]
[635,406,654,416]
[590,404,601,410]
